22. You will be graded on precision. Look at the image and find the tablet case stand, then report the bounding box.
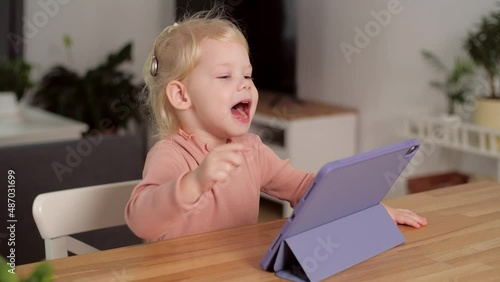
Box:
[273,204,405,282]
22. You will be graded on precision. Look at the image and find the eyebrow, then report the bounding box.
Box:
[212,63,252,70]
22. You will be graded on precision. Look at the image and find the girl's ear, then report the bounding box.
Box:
[165,80,191,110]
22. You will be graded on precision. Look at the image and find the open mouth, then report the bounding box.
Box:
[231,100,251,122]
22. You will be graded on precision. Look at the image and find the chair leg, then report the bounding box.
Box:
[282,202,293,218]
[45,237,68,260]
[66,236,100,255]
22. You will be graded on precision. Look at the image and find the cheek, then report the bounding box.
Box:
[253,90,259,109]
[189,88,212,106]
[200,93,227,114]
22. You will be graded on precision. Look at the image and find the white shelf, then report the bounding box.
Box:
[402,115,500,181]
[0,106,88,147]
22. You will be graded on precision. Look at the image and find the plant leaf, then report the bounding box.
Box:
[422,50,448,73]
[429,80,445,90]
[0,257,17,282]
[447,57,475,84]
[464,5,500,98]
[63,34,73,49]
[23,261,54,282]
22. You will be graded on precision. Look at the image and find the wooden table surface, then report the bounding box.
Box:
[16,181,500,281]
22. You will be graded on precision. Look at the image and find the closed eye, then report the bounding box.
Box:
[217,75,231,79]
[245,75,253,80]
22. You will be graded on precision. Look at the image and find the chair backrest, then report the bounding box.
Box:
[32,179,140,260]
[0,134,146,265]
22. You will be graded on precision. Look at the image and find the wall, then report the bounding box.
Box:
[24,0,176,83]
[297,0,498,197]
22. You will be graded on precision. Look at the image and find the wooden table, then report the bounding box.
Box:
[16,181,500,281]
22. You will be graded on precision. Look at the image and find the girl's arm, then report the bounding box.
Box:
[125,142,253,241]
[125,145,201,241]
[254,135,315,207]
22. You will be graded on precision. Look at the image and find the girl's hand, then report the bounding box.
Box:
[383,204,428,228]
[191,143,251,193]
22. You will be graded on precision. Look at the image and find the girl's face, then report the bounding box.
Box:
[182,38,258,142]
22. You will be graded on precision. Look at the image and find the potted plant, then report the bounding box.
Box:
[0,58,33,100]
[32,36,142,135]
[421,50,475,118]
[0,58,34,119]
[464,4,500,131]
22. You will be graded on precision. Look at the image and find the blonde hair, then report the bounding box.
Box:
[143,7,249,139]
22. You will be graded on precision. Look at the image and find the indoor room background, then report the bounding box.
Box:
[12,0,500,198]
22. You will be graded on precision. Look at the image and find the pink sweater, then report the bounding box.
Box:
[125,130,315,241]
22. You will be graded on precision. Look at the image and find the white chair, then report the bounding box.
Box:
[32,180,140,260]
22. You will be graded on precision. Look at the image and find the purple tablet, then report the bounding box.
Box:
[260,139,420,271]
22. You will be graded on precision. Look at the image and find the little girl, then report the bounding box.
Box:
[125,9,427,242]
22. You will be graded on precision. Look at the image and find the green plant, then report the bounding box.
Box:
[0,257,53,282]
[421,50,475,115]
[32,36,142,134]
[0,58,33,100]
[464,3,500,99]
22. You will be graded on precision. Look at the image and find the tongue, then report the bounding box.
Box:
[232,106,248,118]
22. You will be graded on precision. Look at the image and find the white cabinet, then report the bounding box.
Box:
[252,92,358,217]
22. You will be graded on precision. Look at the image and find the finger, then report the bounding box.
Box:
[224,163,235,173]
[399,217,421,229]
[408,219,422,228]
[402,213,427,228]
[416,216,428,226]
[217,150,245,167]
[402,210,428,226]
[215,170,230,184]
[407,221,421,229]
[399,209,422,219]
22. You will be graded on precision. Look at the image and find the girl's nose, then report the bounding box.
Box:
[238,77,251,91]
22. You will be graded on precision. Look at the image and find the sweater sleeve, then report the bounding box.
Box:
[255,135,315,207]
[124,143,202,241]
